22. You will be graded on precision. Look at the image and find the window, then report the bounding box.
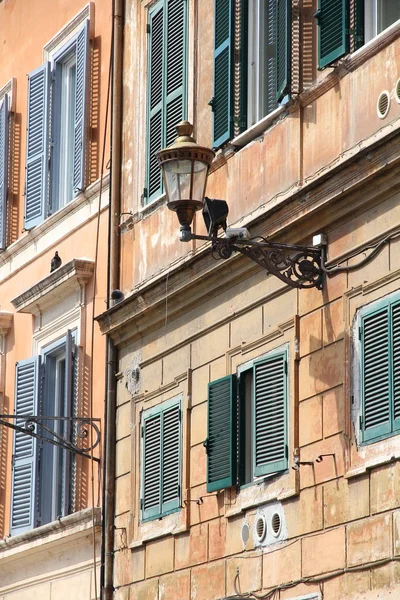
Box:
[315,0,400,70]
[0,93,9,250]
[10,331,77,535]
[205,348,289,493]
[24,21,89,230]
[145,0,188,204]
[211,0,291,149]
[357,294,400,444]
[141,397,182,521]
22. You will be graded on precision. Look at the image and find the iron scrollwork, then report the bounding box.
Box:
[0,415,101,462]
[210,238,324,289]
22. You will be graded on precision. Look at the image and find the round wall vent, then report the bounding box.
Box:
[271,512,282,537]
[241,522,250,547]
[395,78,400,104]
[377,91,390,119]
[255,515,267,543]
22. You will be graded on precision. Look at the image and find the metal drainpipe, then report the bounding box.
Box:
[102,0,123,598]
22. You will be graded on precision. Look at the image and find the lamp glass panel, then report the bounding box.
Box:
[164,159,208,203]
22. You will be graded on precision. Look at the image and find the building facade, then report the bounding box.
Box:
[96,1,400,599]
[0,0,111,597]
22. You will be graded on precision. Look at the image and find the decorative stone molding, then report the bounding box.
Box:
[0,312,13,336]
[11,259,95,314]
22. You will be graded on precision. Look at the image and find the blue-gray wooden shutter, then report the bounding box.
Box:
[146,2,165,202]
[10,357,40,535]
[73,20,90,194]
[206,375,237,492]
[266,0,278,114]
[25,63,51,230]
[142,410,162,520]
[211,0,233,149]
[161,402,181,514]
[62,330,74,516]
[315,0,349,70]
[276,0,292,103]
[0,94,9,250]
[360,306,391,442]
[253,352,288,477]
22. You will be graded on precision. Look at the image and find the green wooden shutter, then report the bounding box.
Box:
[266,0,278,115]
[142,411,162,521]
[10,357,40,535]
[146,1,164,202]
[161,402,181,514]
[253,352,288,477]
[276,0,292,103]
[361,307,391,442]
[72,20,90,194]
[25,63,51,229]
[353,0,364,51]
[0,94,9,250]
[315,0,349,70]
[206,375,237,492]
[165,0,187,147]
[212,0,233,149]
[392,302,400,432]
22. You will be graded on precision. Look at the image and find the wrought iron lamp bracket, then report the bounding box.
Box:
[0,415,101,463]
[188,233,325,290]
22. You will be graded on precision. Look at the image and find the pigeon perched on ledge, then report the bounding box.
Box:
[50,251,62,273]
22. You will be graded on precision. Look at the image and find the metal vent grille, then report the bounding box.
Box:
[377,91,390,119]
[255,515,267,543]
[395,78,400,104]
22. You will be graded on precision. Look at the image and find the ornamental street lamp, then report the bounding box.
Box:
[157,121,327,290]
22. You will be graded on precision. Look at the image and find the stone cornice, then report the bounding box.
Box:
[97,123,400,344]
[0,312,13,335]
[11,259,95,314]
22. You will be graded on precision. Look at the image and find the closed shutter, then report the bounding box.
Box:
[62,330,74,516]
[315,0,349,70]
[206,375,237,492]
[10,357,40,535]
[0,94,9,250]
[276,0,292,103]
[361,307,391,442]
[142,411,162,520]
[392,302,400,432]
[161,403,181,514]
[146,2,165,202]
[72,20,90,194]
[25,63,51,230]
[212,0,233,149]
[165,0,187,147]
[266,0,277,114]
[253,353,288,477]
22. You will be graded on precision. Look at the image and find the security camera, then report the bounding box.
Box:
[225,227,250,240]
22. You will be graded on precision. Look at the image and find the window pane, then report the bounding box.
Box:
[378,0,400,33]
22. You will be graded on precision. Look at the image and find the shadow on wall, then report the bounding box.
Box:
[9,111,21,244]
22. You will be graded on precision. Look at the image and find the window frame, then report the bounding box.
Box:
[140,395,182,522]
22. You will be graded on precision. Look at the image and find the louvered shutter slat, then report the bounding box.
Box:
[0,95,9,249]
[25,64,50,230]
[72,21,90,194]
[266,1,277,115]
[317,0,349,69]
[361,307,392,441]
[212,0,233,149]
[161,404,180,513]
[10,357,40,535]
[143,413,162,520]
[276,0,291,103]
[392,303,400,429]
[165,0,186,148]
[207,375,236,492]
[253,354,288,477]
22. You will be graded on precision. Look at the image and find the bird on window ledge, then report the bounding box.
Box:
[50,251,62,273]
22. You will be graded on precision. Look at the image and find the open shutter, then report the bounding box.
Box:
[146,2,165,202]
[142,411,162,520]
[392,302,400,432]
[212,0,233,149]
[315,0,349,70]
[276,0,292,102]
[266,0,277,114]
[10,357,40,535]
[206,375,237,492]
[361,307,391,442]
[161,402,181,514]
[253,353,288,477]
[165,0,187,147]
[0,95,9,250]
[25,63,51,230]
[73,21,90,195]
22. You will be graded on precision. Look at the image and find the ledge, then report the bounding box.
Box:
[0,311,13,334]
[0,507,101,563]
[11,258,95,314]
